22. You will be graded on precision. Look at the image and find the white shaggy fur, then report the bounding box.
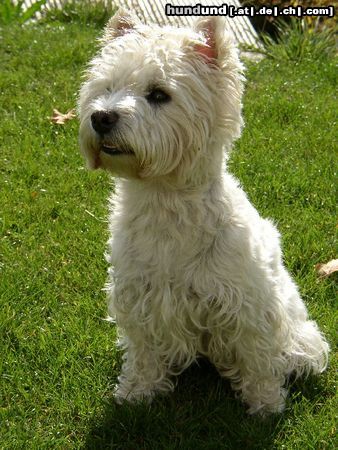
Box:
[78,11,329,415]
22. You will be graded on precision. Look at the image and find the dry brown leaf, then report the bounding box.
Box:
[315,259,338,278]
[50,108,75,125]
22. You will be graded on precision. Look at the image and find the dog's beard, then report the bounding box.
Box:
[81,114,189,179]
[100,129,135,157]
[79,121,137,175]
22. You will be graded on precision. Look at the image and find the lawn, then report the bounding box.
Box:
[0,13,337,450]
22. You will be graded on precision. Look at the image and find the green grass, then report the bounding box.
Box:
[258,17,336,62]
[40,0,117,28]
[0,18,337,449]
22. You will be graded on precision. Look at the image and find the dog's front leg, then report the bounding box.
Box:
[114,336,174,404]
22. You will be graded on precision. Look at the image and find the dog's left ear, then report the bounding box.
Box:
[193,16,231,64]
[103,9,139,42]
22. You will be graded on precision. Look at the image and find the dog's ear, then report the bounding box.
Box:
[193,16,217,61]
[103,9,139,42]
[193,16,232,64]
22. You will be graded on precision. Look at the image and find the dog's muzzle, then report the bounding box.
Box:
[91,110,119,135]
[90,110,134,156]
[100,143,129,156]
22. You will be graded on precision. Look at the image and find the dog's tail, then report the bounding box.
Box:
[288,320,330,377]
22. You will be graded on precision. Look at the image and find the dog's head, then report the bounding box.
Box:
[78,11,244,183]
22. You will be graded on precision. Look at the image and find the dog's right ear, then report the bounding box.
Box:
[103,9,139,42]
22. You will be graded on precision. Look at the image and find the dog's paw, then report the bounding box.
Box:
[246,387,287,416]
[113,383,155,404]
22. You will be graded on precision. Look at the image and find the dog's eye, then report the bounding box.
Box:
[146,88,171,105]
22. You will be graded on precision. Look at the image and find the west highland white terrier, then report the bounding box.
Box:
[78,11,329,415]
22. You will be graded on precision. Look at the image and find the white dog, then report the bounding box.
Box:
[78,11,329,415]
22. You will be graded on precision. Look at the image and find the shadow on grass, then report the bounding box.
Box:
[84,359,290,450]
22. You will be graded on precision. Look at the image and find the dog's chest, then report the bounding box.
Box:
[111,209,208,277]
[108,189,224,281]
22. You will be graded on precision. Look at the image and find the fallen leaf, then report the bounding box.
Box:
[315,259,338,278]
[50,108,75,124]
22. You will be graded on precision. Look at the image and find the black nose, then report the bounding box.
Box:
[91,110,119,135]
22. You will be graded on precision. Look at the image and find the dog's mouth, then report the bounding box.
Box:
[101,142,134,156]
